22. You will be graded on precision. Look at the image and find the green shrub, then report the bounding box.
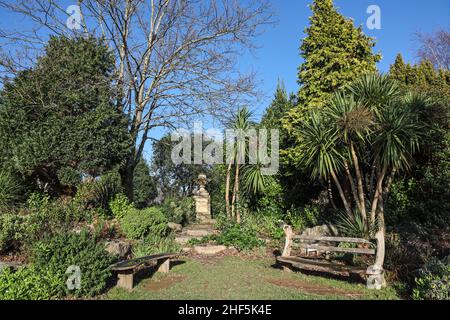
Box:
[0,213,26,253]
[187,236,214,246]
[25,193,91,244]
[109,193,133,220]
[31,230,113,297]
[74,171,122,213]
[0,171,20,209]
[0,266,60,300]
[160,197,195,225]
[412,256,450,300]
[386,180,415,225]
[214,222,264,251]
[244,211,284,240]
[132,234,180,258]
[120,207,168,240]
[285,205,321,232]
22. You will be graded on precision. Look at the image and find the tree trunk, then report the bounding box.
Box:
[225,160,233,217]
[350,142,367,221]
[120,156,136,202]
[368,165,376,199]
[235,164,241,223]
[374,193,386,271]
[383,168,397,203]
[231,164,241,222]
[370,165,387,223]
[330,170,352,215]
[328,178,338,210]
[344,160,359,211]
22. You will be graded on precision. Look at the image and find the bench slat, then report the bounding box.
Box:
[277,256,368,275]
[111,253,178,271]
[292,235,372,244]
[296,244,375,255]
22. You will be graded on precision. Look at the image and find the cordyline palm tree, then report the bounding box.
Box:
[300,74,426,271]
[225,107,254,223]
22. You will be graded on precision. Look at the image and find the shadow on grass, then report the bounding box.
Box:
[106,259,187,291]
[270,261,366,285]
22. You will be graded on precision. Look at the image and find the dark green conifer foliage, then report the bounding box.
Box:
[296,0,381,111]
[0,36,130,195]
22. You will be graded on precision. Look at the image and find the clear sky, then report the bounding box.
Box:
[0,0,449,161]
[246,0,450,119]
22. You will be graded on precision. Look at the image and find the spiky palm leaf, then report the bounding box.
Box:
[300,112,345,179]
[348,73,402,116]
[242,163,271,196]
[326,91,374,143]
[336,208,379,239]
[373,102,423,171]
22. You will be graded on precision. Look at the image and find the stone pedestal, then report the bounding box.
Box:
[366,265,386,290]
[193,174,212,224]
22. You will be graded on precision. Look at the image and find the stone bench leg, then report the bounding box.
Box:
[157,258,171,273]
[117,270,134,291]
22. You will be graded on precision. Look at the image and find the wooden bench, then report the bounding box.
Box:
[276,225,385,289]
[110,253,178,291]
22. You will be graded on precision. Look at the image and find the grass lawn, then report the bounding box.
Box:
[105,255,399,300]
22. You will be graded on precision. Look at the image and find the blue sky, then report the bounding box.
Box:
[0,0,449,161]
[246,0,450,119]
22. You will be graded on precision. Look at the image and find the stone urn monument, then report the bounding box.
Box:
[193,174,212,224]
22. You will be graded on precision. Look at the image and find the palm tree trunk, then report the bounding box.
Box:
[328,178,337,210]
[368,165,376,199]
[231,164,241,222]
[330,170,352,215]
[383,168,396,203]
[235,164,241,223]
[350,142,367,221]
[370,165,387,223]
[344,160,359,211]
[225,160,233,217]
[374,198,386,270]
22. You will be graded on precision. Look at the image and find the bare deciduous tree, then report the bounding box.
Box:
[0,0,274,199]
[415,28,450,70]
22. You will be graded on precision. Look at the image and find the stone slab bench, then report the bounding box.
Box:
[110,253,178,291]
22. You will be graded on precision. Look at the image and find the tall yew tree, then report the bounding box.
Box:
[285,0,380,121]
[283,0,381,201]
[0,36,130,196]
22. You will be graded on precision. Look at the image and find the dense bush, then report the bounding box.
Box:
[109,193,134,220]
[74,171,122,213]
[285,205,321,232]
[133,159,157,209]
[0,171,20,209]
[214,221,264,251]
[120,207,168,240]
[1,192,95,253]
[31,230,113,297]
[244,211,284,240]
[412,256,450,300]
[160,197,195,225]
[0,213,25,253]
[132,234,180,258]
[0,266,60,300]
[25,193,91,244]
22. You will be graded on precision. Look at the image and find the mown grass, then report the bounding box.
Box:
[105,256,399,300]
